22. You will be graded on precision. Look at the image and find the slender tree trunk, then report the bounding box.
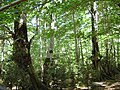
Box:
[0,34,5,75]
[110,32,114,61]
[80,37,84,65]
[91,1,100,69]
[113,40,116,61]
[1,39,5,62]
[73,12,80,63]
[105,38,109,61]
[102,2,112,75]
[117,31,120,62]
[39,16,44,80]
[43,14,54,87]
[104,4,109,63]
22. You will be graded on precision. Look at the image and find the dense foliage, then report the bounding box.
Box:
[0,0,120,90]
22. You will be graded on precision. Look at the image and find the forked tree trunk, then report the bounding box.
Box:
[12,13,49,90]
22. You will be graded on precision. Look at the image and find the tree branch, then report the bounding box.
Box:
[29,0,52,45]
[31,0,52,12]
[0,24,14,40]
[0,35,12,40]
[0,24,13,34]
[29,17,39,45]
[0,0,27,12]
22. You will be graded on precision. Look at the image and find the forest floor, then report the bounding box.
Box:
[73,81,120,90]
[92,81,120,90]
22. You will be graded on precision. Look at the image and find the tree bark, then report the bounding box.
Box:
[91,1,100,69]
[12,13,49,90]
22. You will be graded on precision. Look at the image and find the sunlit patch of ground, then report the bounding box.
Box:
[72,81,120,90]
[92,81,120,90]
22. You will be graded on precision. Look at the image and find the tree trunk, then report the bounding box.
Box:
[0,33,5,75]
[104,4,109,63]
[80,37,84,65]
[43,14,54,87]
[91,1,100,69]
[12,13,49,90]
[117,31,120,62]
[73,12,80,63]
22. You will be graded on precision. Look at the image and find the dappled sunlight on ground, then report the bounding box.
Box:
[92,81,120,90]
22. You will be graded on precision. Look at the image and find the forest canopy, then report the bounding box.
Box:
[0,0,120,90]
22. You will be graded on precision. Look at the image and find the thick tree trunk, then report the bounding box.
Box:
[12,13,49,90]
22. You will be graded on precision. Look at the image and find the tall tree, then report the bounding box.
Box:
[12,11,48,90]
[73,12,80,63]
[43,13,54,87]
[90,1,101,69]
